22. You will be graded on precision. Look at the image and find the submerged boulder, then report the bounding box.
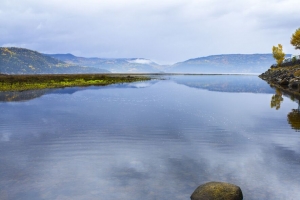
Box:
[191,181,243,200]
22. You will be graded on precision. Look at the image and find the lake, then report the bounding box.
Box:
[0,75,300,200]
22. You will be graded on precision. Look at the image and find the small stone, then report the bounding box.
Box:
[191,182,243,200]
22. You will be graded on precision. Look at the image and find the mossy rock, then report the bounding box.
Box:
[191,182,243,200]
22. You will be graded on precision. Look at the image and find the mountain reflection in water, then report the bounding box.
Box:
[0,81,157,102]
[0,75,300,200]
[0,75,273,102]
[172,75,275,93]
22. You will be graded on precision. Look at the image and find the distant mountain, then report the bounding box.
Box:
[0,47,110,74]
[0,47,285,74]
[47,53,285,74]
[46,53,163,73]
[167,54,291,74]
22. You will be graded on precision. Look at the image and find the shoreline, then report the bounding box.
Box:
[0,72,264,92]
[259,64,300,96]
[0,74,151,92]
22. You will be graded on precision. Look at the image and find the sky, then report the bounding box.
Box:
[0,0,299,64]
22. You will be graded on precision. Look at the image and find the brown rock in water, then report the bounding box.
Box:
[191,182,243,200]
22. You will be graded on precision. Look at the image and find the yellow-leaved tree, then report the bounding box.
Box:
[291,28,300,50]
[272,44,285,66]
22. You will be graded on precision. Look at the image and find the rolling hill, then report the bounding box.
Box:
[46,53,163,73]
[0,47,109,74]
[1,47,285,74]
[167,54,289,74]
[48,53,283,74]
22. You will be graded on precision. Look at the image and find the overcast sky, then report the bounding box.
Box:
[0,0,299,64]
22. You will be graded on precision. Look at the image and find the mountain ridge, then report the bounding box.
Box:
[167,54,291,73]
[46,53,162,73]
[0,47,109,74]
[47,53,283,73]
[1,47,286,74]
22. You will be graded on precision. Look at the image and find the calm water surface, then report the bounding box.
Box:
[0,75,300,200]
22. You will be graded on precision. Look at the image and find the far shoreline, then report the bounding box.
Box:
[0,73,261,92]
[95,73,261,76]
[0,73,151,92]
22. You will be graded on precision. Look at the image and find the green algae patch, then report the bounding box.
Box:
[0,74,151,91]
[191,182,243,200]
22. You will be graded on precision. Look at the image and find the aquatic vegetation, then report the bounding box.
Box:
[0,74,150,91]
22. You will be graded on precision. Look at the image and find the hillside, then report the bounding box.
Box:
[167,54,290,74]
[0,47,109,74]
[47,53,282,74]
[46,54,162,73]
[1,47,284,74]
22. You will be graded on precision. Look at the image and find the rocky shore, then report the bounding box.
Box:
[259,62,300,96]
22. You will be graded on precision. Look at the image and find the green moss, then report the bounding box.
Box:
[0,74,151,91]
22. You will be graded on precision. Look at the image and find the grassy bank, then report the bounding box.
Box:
[0,74,151,91]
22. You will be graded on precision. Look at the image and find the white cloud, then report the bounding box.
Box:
[0,0,299,64]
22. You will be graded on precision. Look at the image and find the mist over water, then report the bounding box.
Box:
[0,75,299,200]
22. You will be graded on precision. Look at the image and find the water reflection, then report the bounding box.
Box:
[1,75,300,200]
[287,109,300,131]
[0,81,158,102]
[269,86,300,131]
[0,75,274,102]
[0,90,48,102]
[171,75,275,93]
[270,89,283,110]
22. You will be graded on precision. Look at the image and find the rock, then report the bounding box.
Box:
[259,66,300,94]
[289,81,300,90]
[279,78,289,85]
[191,182,243,200]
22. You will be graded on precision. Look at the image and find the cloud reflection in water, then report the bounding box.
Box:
[0,75,299,200]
